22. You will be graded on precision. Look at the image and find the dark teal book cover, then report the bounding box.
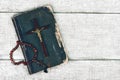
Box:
[12,6,67,74]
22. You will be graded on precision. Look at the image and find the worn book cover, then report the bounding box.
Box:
[12,5,68,74]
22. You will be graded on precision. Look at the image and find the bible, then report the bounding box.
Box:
[10,6,68,74]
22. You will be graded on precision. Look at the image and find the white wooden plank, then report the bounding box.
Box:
[0,13,24,59]
[1,13,120,59]
[0,60,120,80]
[0,0,120,13]
[57,14,120,59]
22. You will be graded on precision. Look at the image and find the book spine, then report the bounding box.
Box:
[12,17,32,74]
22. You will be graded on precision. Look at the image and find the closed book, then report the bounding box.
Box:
[12,6,67,74]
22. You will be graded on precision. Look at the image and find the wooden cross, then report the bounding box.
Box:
[27,18,49,57]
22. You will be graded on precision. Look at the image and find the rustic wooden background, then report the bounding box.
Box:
[1,0,120,80]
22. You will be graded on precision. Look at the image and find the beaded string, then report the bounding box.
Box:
[10,40,48,73]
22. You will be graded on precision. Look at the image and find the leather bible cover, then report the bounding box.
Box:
[12,6,67,74]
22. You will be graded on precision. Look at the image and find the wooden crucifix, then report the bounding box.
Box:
[27,18,49,57]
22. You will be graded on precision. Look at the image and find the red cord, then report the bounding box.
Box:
[10,40,48,73]
[10,41,37,65]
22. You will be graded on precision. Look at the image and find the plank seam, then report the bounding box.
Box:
[1,12,120,14]
[1,59,120,61]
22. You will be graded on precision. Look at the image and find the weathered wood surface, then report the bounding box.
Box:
[0,0,120,80]
[0,0,120,13]
[1,13,120,59]
[0,61,120,80]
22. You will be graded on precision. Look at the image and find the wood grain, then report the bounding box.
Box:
[0,60,120,80]
[0,0,120,13]
[1,13,120,59]
[0,0,120,80]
